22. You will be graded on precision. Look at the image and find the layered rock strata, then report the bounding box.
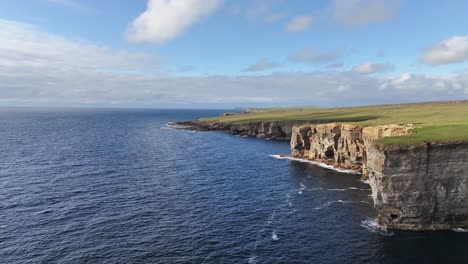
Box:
[177,118,468,230]
[290,122,468,230]
[290,123,414,172]
[367,141,468,230]
[174,120,302,140]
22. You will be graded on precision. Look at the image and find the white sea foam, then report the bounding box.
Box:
[160,123,199,133]
[308,187,371,192]
[347,187,372,191]
[269,155,361,174]
[327,188,347,192]
[314,200,371,210]
[453,228,468,233]
[272,231,279,241]
[248,256,258,264]
[359,179,371,185]
[309,187,324,191]
[286,193,293,207]
[268,212,276,224]
[160,123,177,130]
[163,122,186,129]
[361,218,394,236]
[297,183,307,194]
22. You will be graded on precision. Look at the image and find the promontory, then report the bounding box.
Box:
[175,101,468,231]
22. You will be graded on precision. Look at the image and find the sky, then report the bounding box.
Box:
[1,0,468,108]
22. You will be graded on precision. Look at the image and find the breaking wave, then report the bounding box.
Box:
[314,200,371,210]
[269,155,361,174]
[453,228,468,233]
[327,187,371,192]
[360,218,394,236]
[359,179,371,185]
[272,231,279,241]
[248,256,258,264]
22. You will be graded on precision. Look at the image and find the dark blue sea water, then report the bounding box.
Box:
[1,108,467,264]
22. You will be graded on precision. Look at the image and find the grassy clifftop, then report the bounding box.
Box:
[202,101,468,144]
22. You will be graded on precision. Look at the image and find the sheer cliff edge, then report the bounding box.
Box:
[174,101,468,230]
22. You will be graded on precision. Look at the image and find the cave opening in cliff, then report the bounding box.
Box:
[325,146,335,159]
[390,213,399,220]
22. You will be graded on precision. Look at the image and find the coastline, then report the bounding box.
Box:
[173,118,468,231]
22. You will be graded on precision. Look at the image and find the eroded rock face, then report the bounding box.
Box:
[290,123,414,171]
[291,124,366,170]
[180,118,468,230]
[367,142,468,230]
[175,120,300,140]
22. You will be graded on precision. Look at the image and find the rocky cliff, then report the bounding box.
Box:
[177,118,468,230]
[290,123,468,230]
[367,141,468,230]
[290,123,414,172]
[175,120,303,140]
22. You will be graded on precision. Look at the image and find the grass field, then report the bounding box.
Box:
[202,101,468,144]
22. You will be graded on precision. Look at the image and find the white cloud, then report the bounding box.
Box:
[332,0,399,27]
[0,19,467,108]
[289,48,344,64]
[285,16,313,33]
[352,62,394,74]
[380,73,465,93]
[421,36,468,65]
[0,19,147,71]
[126,0,223,44]
[390,72,412,86]
[243,58,279,72]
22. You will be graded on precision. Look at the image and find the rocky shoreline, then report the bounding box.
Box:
[172,120,302,140]
[173,119,468,231]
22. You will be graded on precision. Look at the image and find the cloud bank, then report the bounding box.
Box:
[422,36,468,65]
[0,19,467,108]
[126,0,223,44]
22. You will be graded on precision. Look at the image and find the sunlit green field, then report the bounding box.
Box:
[202,101,468,144]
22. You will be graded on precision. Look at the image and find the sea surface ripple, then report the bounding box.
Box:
[0,108,467,264]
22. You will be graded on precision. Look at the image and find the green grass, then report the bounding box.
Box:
[201,101,468,144]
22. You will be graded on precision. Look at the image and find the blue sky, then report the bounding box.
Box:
[0,0,468,108]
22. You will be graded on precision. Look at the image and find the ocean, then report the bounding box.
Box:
[0,108,467,263]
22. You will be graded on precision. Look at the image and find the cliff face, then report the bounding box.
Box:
[290,123,414,171]
[290,123,468,230]
[367,142,468,230]
[179,118,468,230]
[175,120,302,140]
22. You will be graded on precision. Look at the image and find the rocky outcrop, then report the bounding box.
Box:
[174,120,303,140]
[290,123,414,171]
[290,122,468,230]
[367,141,468,230]
[177,117,468,230]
